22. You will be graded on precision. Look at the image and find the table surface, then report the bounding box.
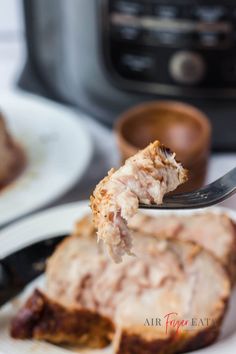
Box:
[0,0,235,230]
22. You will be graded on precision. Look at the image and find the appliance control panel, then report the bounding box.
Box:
[101,0,236,97]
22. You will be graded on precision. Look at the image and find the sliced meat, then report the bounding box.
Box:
[129,212,182,238]
[114,321,223,354]
[129,211,236,281]
[113,239,230,354]
[0,114,26,190]
[10,289,114,348]
[12,215,231,353]
[90,141,187,262]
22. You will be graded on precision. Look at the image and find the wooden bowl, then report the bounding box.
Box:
[115,101,212,192]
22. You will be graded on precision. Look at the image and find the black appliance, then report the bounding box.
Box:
[20,0,236,150]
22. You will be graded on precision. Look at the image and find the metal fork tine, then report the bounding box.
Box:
[139,167,236,210]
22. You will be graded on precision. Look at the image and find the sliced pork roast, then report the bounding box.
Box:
[10,289,114,348]
[90,141,188,262]
[129,212,236,281]
[11,215,231,353]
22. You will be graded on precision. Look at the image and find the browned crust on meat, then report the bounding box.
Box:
[115,316,225,354]
[10,289,114,348]
[176,317,224,353]
[90,168,115,230]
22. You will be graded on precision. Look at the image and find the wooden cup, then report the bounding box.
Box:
[114,101,211,193]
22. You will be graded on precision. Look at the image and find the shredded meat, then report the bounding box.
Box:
[90,141,187,262]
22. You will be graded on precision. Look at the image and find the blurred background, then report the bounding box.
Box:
[1,0,236,226]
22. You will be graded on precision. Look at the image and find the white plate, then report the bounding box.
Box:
[0,202,236,354]
[0,91,92,226]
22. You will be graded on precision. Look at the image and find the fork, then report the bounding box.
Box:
[139,167,236,210]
